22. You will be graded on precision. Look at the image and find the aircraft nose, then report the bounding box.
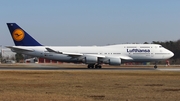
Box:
[170,51,174,58]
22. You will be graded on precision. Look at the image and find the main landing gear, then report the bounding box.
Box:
[87,64,102,69]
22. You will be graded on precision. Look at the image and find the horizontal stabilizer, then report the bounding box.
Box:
[6,46,34,52]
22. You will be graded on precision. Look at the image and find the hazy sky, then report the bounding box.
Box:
[0,0,180,46]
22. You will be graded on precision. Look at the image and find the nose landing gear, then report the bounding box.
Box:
[154,62,157,69]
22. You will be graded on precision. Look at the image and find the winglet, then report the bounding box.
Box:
[7,23,42,46]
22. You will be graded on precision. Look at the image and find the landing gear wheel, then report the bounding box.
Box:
[88,64,102,69]
[87,64,94,69]
[95,65,98,69]
[95,64,102,69]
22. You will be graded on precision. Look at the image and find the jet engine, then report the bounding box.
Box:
[83,56,98,64]
[103,58,121,65]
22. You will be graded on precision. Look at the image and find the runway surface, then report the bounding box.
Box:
[0,65,180,71]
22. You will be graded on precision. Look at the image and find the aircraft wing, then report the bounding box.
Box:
[6,46,34,52]
[46,48,83,57]
[46,48,63,54]
[119,55,133,60]
[46,47,132,60]
[46,47,106,58]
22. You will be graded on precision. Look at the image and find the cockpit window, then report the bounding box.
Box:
[159,46,162,48]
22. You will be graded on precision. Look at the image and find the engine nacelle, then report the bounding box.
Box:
[83,56,98,64]
[109,58,121,65]
[103,58,121,65]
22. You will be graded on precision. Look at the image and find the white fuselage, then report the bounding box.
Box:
[11,44,174,64]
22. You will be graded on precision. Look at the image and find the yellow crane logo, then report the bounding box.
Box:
[12,29,25,41]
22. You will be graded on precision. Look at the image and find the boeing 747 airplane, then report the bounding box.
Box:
[6,23,174,69]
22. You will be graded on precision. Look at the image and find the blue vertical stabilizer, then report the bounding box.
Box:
[7,23,42,46]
